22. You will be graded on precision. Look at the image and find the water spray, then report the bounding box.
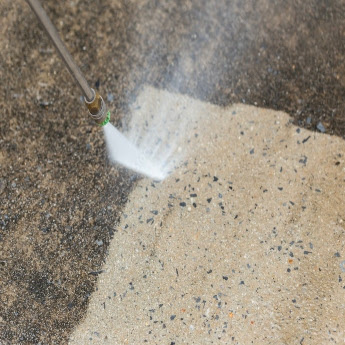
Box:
[25,0,110,126]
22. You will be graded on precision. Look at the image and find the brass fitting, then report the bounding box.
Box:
[85,89,110,126]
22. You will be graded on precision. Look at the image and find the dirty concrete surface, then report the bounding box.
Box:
[0,0,345,344]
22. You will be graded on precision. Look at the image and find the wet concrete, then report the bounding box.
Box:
[1,0,345,343]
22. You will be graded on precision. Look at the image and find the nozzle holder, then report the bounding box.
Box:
[84,89,109,126]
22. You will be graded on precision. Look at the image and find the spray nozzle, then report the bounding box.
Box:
[25,0,111,127]
[84,89,110,126]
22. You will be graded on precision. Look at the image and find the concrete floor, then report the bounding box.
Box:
[1,0,345,344]
[69,87,345,345]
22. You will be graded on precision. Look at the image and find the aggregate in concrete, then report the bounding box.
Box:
[1,0,345,343]
[70,87,345,345]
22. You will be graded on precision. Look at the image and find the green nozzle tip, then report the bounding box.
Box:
[99,111,111,127]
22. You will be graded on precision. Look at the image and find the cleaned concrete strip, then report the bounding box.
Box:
[70,87,345,344]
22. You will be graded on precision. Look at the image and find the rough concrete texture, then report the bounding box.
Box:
[2,0,345,343]
[70,87,345,345]
[1,2,135,343]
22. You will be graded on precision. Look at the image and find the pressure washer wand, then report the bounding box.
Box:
[25,0,110,126]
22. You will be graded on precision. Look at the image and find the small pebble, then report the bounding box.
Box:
[107,93,114,102]
[340,261,345,273]
[316,122,326,133]
[0,179,5,194]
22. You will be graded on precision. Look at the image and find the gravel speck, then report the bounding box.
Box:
[107,93,114,102]
[317,122,326,133]
[0,179,6,195]
[95,240,103,246]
